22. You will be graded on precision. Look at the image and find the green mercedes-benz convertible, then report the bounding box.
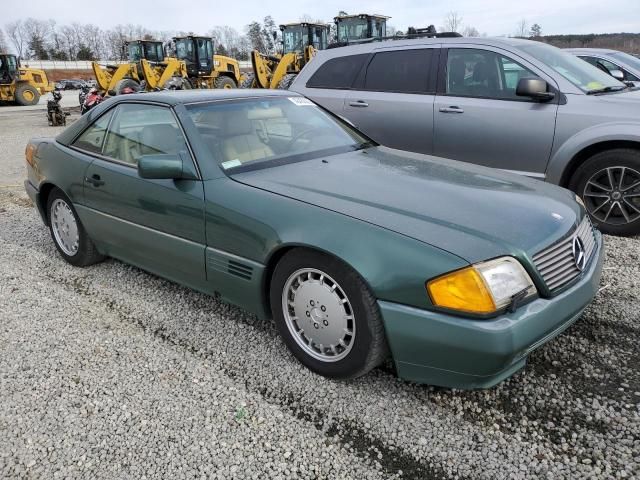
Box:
[24,90,603,389]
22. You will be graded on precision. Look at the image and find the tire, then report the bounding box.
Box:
[114,78,140,95]
[14,84,40,106]
[47,188,105,267]
[239,73,256,89]
[276,73,297,90]
[569,148,640,236]
[270,248,388,380]
[214,75,237,89]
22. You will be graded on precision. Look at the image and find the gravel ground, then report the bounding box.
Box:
[0,112,639,479]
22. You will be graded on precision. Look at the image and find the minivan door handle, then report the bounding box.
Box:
[439,106,464,114]
[348,100,369,108]
[85,174,104,187]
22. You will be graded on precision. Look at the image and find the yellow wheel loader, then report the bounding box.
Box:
[172,36,243,89]
[242,22,329,90]
[0,53,53,106]
[332,14,390,46]
[91,40,165,95]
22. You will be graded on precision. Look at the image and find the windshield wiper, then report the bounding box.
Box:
[586,85,628,95]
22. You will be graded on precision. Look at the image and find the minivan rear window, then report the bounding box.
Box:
[307,54,369,89]
[363,49,433,94]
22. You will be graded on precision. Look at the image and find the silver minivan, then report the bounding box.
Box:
[291,37,640,236]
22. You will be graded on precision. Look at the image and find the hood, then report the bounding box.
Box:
[233,147,581,263]
[589,87,640,108]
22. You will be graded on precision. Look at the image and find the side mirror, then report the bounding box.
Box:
[138,154,185,179]
[516,78,555,102]
[609,69,625,81]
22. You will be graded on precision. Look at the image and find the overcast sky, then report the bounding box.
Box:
[7,0,640,36]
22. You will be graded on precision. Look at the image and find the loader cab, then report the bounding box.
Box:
[280,23,329,55]
[0,54,19,84]
[334,14,389,44]
[174,36,214,77]
[126,41,164,62]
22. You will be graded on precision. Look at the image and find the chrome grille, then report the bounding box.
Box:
[533,216,596,292]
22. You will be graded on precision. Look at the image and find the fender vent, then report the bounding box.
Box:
[228,260,253,280]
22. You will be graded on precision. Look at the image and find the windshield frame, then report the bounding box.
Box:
[517,42,625,93]
[184,96,376,175]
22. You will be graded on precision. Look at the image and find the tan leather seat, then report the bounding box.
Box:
[221,109,273,163]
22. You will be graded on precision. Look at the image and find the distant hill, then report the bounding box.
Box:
[535,33,640,54]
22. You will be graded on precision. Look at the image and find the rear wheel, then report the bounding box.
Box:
[239,73,256,89]
[47,188,105,267]
[214,76,237,89]
[277,73,297,90]
[270,249,388,380]
[570,149,640,236]
[14,84,40,106]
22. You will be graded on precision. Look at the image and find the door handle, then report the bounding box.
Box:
[85,174,104,187]
[348,100,369,108]
[439,106,464,114]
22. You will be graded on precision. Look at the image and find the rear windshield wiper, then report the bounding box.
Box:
[586,85,628,95]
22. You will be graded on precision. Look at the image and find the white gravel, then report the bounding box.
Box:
[0,111,639,479]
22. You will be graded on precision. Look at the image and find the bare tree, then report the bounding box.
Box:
[443,11,463,33]
[462,25,480,37]
[0,28,7,52]
[515,19,529,38]
[5,20,27,58]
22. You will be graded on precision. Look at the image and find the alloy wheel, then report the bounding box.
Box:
[51,198,79,256]
[282,268,356,362]
[583,166,640,225]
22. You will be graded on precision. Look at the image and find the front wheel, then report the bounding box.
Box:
[570,149,640,236]
[270,249,388,380]
[276,73,297,90]
[47,189,105,267]
[214,76,237,89]
[239,73,256,89]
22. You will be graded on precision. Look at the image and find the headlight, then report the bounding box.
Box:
[427,257,536,315]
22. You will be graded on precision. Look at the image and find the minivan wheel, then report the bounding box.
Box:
[270,249,388,380]
[47,188,105,266]
[570,149,640,236]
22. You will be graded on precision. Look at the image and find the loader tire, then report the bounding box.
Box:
[276,73,297,90]
[115,78,140,95]
[15,84,40,106]
[214,76,237,89]
[239,73,256,89]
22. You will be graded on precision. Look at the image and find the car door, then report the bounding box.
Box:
[343,47,438,154]
[433,46,559,176]
[76,102,207,290]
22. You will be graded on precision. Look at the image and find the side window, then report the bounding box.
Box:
[72,110,114,154]
[363,49,432,93]
[102,104,187,166]
[306,54,368,89]
[446,48,541,100]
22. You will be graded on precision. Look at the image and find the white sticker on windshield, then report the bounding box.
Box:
[221,159,242,169]
[288,97,314,106]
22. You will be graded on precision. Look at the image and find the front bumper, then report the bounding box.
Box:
[379,231,604,389]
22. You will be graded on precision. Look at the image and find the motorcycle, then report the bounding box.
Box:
[81,87,105,115]
[47,90,69,126]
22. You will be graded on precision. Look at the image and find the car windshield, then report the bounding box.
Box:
[610,51,640,71]
[518,42,624,93]
[186,96,371,173]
